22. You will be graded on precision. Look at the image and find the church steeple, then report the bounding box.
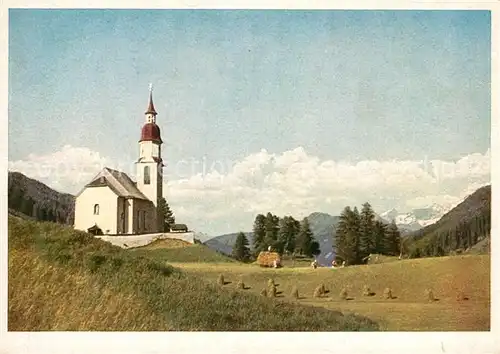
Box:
[136,84,164,225]
[145,84,157,116]
[140,84,162,143]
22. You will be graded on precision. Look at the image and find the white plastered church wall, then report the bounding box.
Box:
[131,198,157,234]
[74,186,119,234]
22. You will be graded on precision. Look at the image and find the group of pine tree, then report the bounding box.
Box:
[232,212,321,262]
[232,204,404,264]
[334,203,402,265]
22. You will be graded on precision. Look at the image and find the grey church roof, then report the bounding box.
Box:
[79,167,149,200]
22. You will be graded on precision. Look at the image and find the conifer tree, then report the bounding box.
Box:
[352,206,361,263]
[384,220,401,256]
[295,218,314,257]
[263,212,280,251]
[291,217,301,249]
[373,220,387,255]
[232,232,251,262]
[276,217,288,255]
[158,197,175,232]
[310,241,321,256]
[252,214,266,255]
[359,202,376,259]
[334,206,348,263]
[335,206,358,264]
[277,216,297,255]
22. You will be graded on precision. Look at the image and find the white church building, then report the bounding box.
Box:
[74,88,165,235]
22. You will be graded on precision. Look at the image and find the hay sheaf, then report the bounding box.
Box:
[339,288,348,300]
[383,288,393,299]
[256,252,281,268]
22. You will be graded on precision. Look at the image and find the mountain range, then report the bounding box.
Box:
[380,203,456,232]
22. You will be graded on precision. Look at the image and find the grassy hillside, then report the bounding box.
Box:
[131,239,237,263]
[8,216,378,331]
[173,254,490,331]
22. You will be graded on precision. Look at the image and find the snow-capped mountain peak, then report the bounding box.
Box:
[380,203,455,232]
[380,208,399,220]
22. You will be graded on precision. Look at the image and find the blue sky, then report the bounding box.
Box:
[8,10,491,235]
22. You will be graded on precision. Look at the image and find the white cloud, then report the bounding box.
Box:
[8,145,114,193]
[167,147,490,235]
[8,145,490,235]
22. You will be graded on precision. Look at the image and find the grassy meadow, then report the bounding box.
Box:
[8,216,377,331]
[131,238,237,263]
[158,242,490,331]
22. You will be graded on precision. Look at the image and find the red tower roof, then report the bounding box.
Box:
[140,123,162,143]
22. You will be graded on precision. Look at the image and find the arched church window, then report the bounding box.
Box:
[144,166,151,185]
[94,204,99,215]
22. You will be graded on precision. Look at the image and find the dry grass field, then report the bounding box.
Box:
[166,248,490,331]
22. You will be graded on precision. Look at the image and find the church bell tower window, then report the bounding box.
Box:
[144,166,151,185]
[94,204,100,215]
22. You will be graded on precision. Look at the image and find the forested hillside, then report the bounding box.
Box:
[8,171,75,225]
[404,185,491,257]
